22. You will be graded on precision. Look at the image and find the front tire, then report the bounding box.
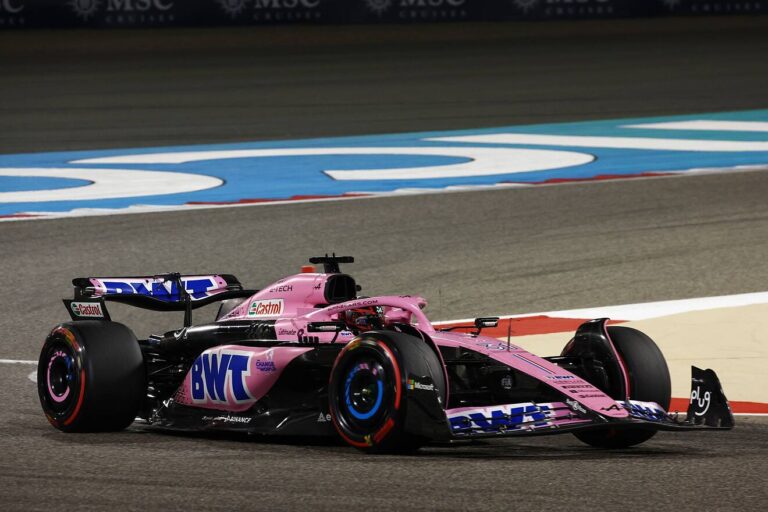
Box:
[571,326,671,448]
[38,321,146,432]
[329,331,446,454]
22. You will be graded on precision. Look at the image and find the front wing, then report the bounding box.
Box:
[445,366,734,439]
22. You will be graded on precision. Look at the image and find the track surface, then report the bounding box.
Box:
[2,17,768,153]
[2,16,768,511]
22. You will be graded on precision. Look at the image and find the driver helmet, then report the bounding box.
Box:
[340,305,385,332]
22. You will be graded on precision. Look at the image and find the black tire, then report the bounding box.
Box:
[572,326,671,448]
[38,321,146,432]
[328,331,446,454]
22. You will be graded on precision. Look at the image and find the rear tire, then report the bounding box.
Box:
[572,326,671,448]
[329,331,446,454]
[38,321,146,432]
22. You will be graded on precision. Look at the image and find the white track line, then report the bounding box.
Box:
[431,133,768,151]
[3,164,767,223]
[533,291,768,322]
[624,120,768,132]
[0,359,36,365]
[0,168,222,203]
[434,291,768,325]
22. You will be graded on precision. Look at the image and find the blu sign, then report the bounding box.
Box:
[91,276,222,300]
[449,403,552,432]
[191,350,254,404]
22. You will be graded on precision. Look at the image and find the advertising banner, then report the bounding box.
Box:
[0,0,766,29]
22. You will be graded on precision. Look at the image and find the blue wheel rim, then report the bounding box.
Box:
[344,363,384,421]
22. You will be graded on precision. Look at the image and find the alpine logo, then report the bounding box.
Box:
[248,298,284,317]
[70,301,105,318]
[191,349,254,404]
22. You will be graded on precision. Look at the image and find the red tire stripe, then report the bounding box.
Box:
[376,341,402,410]
[373,418,395,444]
[63,369,86,427]
[329,339,380,449]
[331,417,371,449]
[53,327,87,428]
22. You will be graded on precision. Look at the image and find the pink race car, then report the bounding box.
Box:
[38,255,733,453]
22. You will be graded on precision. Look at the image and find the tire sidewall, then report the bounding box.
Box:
[609,326,671,410]
[329,334,405,450]
[568,325,671,448]
[37,321,145,432]
[38,326,87,430]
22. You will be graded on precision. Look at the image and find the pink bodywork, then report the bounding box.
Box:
[176,271,629,419]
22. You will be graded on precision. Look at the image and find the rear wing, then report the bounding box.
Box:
[66,273,256,326]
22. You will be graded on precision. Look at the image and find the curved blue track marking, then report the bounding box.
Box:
[2,109,768,217]
[0,176,90,193]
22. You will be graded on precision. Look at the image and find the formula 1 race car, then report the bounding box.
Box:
[38,255,734,453]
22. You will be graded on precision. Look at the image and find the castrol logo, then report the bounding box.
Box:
[71,302,104,318]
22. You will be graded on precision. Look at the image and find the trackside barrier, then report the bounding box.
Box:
[1,0,767,29]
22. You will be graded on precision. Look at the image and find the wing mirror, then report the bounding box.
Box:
[474,317,499,334]
[440,317,499,335]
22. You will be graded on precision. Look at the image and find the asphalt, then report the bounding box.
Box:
[1,16,768,153]
[2,16,768,511]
